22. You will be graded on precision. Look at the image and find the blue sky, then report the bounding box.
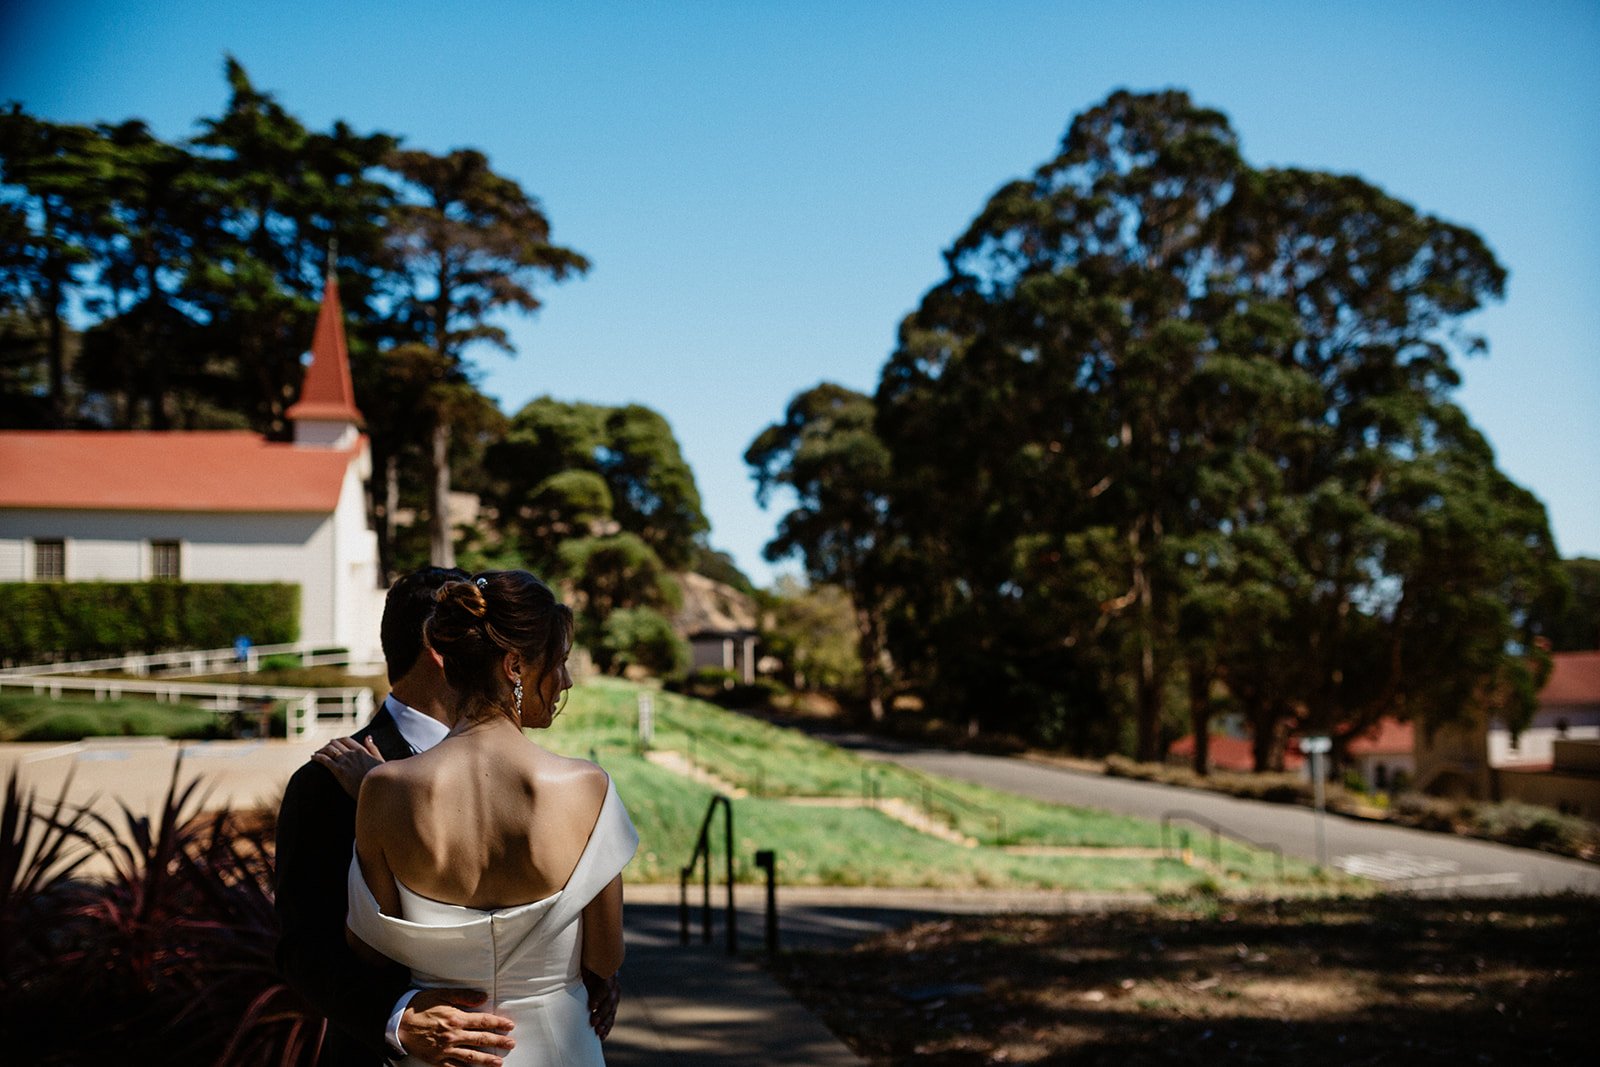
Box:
[3,1,1596,586]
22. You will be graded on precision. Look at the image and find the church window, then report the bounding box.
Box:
[33,539,64,580]
[151,540,181,580]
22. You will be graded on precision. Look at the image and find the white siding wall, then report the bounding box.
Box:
[327,451,385,665]
[1489,706,1600,767]
[0,539,25,580]
[69,536,145,580]
[0,508,330,646]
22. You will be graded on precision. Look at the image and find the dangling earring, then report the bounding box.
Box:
[513,677,524,719]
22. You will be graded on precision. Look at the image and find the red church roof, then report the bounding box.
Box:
[1542,651,1600,707]
[1344,717,1414,756]
[0,431,362,513]
[284,273,363,425]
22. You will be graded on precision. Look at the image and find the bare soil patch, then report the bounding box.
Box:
[770,894,1595,1064]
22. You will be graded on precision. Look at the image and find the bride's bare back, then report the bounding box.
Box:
[357,721,609,910]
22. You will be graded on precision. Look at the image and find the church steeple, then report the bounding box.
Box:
[286,271,363,448]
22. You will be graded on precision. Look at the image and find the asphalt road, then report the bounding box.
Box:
[818,732,1600,897]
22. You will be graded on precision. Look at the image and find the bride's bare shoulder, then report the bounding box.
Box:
[357,752,436,809]
[532,748,609,803]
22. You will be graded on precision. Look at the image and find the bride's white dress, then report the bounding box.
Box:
[347,778,638,1067]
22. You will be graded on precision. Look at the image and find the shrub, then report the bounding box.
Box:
[717,678,788,709]
[669,667,786,709]
[0,582,299,662]
[677,666,740,698]
[1469,801,1599,856]
[1391,793,1468,833]
[15,713,102,742]
[597,607,691,677]
[1105,756,1312,804]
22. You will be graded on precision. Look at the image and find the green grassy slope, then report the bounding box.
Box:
[545,678,1319,890]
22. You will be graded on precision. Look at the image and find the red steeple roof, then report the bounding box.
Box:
[285,273,363,424]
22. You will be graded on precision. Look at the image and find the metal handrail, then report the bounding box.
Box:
[873,767,1006,842]
[685,731,766,796]
[679,794,737,954]
[1161,809,1285,880]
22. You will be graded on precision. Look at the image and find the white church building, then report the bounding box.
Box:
[0,276,387,665]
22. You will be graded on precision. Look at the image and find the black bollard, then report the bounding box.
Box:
[754,849,777,958]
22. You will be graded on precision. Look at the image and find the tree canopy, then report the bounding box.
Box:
[756,89,1566,765]
[746,381,894,717]
[485,395,714,673]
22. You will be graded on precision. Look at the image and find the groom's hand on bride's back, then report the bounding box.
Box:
[400,988,516,1066]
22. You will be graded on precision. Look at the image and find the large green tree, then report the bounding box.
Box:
[190,57,398,434]
[0,109,113,426]
[0,63,583,582]
[484,395,720,674]
[872,89,1564,763]
[746,382,895,718]
[488,396,708,575]
[383,148,588,566]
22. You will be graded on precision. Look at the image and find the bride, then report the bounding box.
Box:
[344,570,637,1066]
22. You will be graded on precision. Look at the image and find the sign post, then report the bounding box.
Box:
[637,691,654,751]
[1299,735,1332,868]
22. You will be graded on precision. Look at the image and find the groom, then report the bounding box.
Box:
[275,565,518,1066]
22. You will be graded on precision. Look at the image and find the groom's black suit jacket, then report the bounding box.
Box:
[276,703,415,1067]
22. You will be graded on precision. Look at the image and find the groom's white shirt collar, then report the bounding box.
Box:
[383,693,449,754]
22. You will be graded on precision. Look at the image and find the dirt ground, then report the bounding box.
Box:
[770,894,1596,1065]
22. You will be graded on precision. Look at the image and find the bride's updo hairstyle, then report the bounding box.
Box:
[426,570,574,720]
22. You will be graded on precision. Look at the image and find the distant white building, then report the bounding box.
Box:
[0,275,387,665]
[1415,650,1600,818]
[673,570,760,684]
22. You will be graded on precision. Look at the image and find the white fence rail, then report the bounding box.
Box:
[0,645,376,740]
[0,641,368,678]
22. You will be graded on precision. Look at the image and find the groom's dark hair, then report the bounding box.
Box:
[381,565,471,682]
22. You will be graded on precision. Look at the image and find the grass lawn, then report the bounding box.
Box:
[546,678,1325,892]
[0,691,222,741]
[771,894,1597,1064]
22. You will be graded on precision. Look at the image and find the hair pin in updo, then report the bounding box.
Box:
[475,576,488,588]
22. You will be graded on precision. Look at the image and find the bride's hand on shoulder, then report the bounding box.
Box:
[312,735,386,799]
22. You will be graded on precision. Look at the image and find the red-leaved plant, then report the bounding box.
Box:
[1,757,322,1065]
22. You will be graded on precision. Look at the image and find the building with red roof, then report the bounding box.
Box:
[0,275,386,664]
[1341,717,1415,792]
[1167,733,1305,774]
[1415,650,1600,819]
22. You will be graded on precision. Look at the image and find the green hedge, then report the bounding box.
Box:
[0,581,299,662]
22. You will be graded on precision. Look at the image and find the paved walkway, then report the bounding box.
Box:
[608,902,863,1065]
